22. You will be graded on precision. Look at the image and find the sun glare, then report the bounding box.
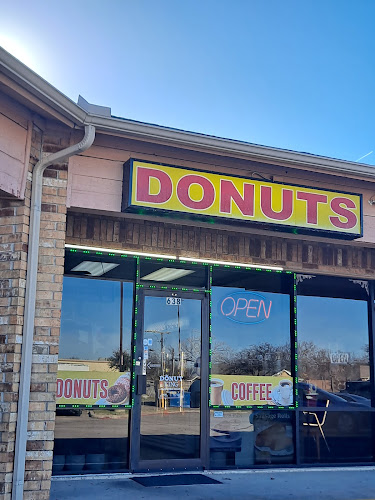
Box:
[0,35,36,70]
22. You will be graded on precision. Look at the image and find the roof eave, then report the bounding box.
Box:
[89,114,375,179]
[0,47,87,125]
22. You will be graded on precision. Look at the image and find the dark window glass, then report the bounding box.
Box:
[210,410,295,468]
[300,410,374,463]
[64,250,136,281]
[211,269,294,407]
[54,409,130,474]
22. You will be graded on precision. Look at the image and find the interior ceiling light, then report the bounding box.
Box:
[141,267,195,282]
[65,244,177,260]
[70,261,119,277]
[179,257,283,271]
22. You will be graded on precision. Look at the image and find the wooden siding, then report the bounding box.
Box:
[66,212,375,279]
[0,92,31,198]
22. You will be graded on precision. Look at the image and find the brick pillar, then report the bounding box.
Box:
[0,197,30,499]
[23,135,68,499]
[0,124,69,500]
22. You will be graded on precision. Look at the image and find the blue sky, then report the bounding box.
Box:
[297,295,369,356]
[1,1,375,165]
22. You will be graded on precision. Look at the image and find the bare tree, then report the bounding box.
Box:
[107,349,132,372]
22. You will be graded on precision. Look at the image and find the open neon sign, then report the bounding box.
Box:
[220,291,272,324]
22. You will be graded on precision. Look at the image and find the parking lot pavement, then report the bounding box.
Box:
[50,467,375,500]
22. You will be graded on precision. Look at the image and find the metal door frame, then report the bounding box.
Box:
[129,288,209,472]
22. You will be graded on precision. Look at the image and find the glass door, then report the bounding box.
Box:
[130,290,208,471]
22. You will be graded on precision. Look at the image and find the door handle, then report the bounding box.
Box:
[136,375,147,395]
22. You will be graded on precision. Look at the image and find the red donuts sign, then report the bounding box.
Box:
[122,159,362,238]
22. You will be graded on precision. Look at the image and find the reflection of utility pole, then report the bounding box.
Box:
[145,329,170,409]
[180,350,184,411]
[120,283,124,370]
[177,305,181,364]
[177,305,185,410]
[145,330,171,365]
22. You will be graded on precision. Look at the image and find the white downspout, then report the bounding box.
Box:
[12,124,96,500]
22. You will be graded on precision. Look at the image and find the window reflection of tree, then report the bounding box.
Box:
[107,349,132,372]
[212,342,291,376]
[298,340,369,392]
[181,330,201,379]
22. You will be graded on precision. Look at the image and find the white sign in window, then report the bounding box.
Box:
[166,297,182,306]
[330,352,350,364]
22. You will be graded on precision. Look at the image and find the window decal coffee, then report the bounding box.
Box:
[210,376,293,406]
[122,159,362,238]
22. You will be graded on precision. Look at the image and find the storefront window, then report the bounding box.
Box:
[54,276,134,474]
[211,269,294,408]
[53,256,375,471]
[297,276,371,401]
[297,275,374,464]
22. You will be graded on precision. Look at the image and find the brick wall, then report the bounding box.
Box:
[66,213,375,278]
[0,124,69,500]
[0,195,29,500]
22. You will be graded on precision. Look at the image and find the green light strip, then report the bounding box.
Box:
[293,273,298,406]
[210,404,291,410]
[208,266,213,406]
[57,404,132,409]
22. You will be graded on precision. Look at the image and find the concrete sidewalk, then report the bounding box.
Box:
[50,467,375,500]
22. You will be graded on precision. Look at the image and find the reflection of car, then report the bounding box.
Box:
[345,381,371,399]
[298,383,370,409]
[337,392,371,407]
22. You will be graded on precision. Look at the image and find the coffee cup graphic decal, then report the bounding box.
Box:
[210,378,224,405]
[271,379,293,406]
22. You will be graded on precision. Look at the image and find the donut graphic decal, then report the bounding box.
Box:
[104,375,130,405]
